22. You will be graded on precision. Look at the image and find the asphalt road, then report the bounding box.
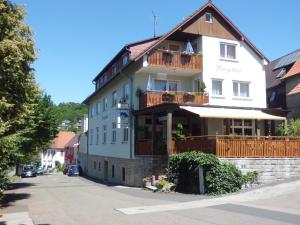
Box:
[1,173,300,225]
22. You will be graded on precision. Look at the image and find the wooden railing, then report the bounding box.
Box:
[135,139,167,156]
[139,91,209,109]
[172,136,300,158]
[148,49,203,71]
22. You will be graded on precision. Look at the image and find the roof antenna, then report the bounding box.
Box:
[152,11,157,37]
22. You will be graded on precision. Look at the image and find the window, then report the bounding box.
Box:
[233,81,250,98]
[123,83,130,101]
[90,105,93,118]
[122,168,126,182]
[220,43,237,60]
[226,119,254,136]
[112,91,117,107]
[97,102,101,115]
[93,161,96,170]
[112,64,117,75]
[112,165,115,178]
[90,129,93,145]
[154,80,179,91]
[194,79,201,92]
[205,12,213,23]
[103,97,108,112]
[123,127,128,142]
[98,162,101,171]
[212,79,223,96]
[96,127,99,145]
[122,54,129,66]
[103,125,107,144]
[112,122,117,143]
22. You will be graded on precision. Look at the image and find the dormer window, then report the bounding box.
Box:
[122,54,129,66]
[205,13,213,23]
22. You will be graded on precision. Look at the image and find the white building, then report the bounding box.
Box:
[83,1,286,186]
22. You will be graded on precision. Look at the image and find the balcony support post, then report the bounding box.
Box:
[167,111,173,156]
[151,113,156,155]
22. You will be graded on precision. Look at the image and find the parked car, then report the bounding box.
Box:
[63,165,69,175]
[67,165,79,176]
[36,166,44,175]
[21,165,37,178]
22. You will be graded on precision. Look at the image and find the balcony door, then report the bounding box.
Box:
[154,79,179,92]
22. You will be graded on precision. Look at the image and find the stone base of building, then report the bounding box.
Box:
[85,154,168,187]
[222,158,300,183]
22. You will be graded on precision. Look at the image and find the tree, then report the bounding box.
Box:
[277,119,300,136]
[0,0,39,193]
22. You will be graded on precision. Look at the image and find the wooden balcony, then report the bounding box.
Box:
[135,136,300,158]
[174,136,300,158]
[147,49,203,71]
[139,91,209,109]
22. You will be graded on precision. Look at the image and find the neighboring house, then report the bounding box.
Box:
[83,1,299,186]
[58,120,71,130]
[41,131,76,169]
[77,115,88,172]
[266,49,300,119]
[64,133,80,165]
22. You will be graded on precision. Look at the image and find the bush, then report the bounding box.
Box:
[156,179,168,190]
[242,171,259,186]
[168,151,245,195]
[206,162,243,195]
[168,151,219,194]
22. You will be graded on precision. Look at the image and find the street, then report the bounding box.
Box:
[1,174,300,225]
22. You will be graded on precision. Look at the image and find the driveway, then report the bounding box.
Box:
[1,173,300,225]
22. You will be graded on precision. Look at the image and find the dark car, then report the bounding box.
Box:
[67,165,79,176]
[21,165,37,178]
[36,166,44,175]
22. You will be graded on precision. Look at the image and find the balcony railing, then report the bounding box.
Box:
[135,135,300,158]
[147,49,203,71]
[139,90,209,109]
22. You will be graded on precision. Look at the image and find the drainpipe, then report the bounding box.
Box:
[86,108,89,174]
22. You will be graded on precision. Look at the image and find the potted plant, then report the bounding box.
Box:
[162,91,175,102]
[183,92,196,102]
[199,81,206,93]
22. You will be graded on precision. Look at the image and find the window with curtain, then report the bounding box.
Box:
[233,81,250,98]
[154,80,178,91]
[220,43,237,60]
[212,79,223,96]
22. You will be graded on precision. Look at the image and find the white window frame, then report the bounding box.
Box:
[102,125,107,144]
[112,91,117,107]
[211,79,224,97]
[123,127,129,143]
[220,42,237,61]
[229,119,255,136]
[123,82,130,101]
[205,12,213,23]
[111,122,117,143]
[103,97,108,112]
[233,81,250,99]
[154,79,180,92]
[96,127,99,145]
[90,129,93,145]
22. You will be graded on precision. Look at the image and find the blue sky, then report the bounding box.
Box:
[13,0,300,104]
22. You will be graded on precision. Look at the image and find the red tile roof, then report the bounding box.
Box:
[288,83,300,96]
[282,59,300,80]
[64,133,80,148]
[49,131,76,149]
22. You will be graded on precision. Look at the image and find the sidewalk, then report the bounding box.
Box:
[0,212,34,225]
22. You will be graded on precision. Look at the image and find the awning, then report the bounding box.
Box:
[180,106,286,120]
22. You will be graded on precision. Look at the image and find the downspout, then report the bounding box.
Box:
[86,107,89,174]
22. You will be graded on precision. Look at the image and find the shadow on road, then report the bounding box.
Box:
[0,193,31,208]
[0,222,7,225]
[7,182,35,191]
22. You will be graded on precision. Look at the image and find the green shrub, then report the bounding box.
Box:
[156,179,168,190]
[242,171,259,185]
[206,162,243,195]
[168,151,219,194]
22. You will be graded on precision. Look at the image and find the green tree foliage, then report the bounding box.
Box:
[0,1,58,194]
[277,119,300,136]
[54,102,87,130]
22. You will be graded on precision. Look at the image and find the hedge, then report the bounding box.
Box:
[168,151,243,195]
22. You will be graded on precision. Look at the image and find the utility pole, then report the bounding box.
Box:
[152,11,157,37]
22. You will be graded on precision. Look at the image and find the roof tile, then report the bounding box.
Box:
[288,83,300,96]
[49,131,76,149]
[282,58,300,80]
